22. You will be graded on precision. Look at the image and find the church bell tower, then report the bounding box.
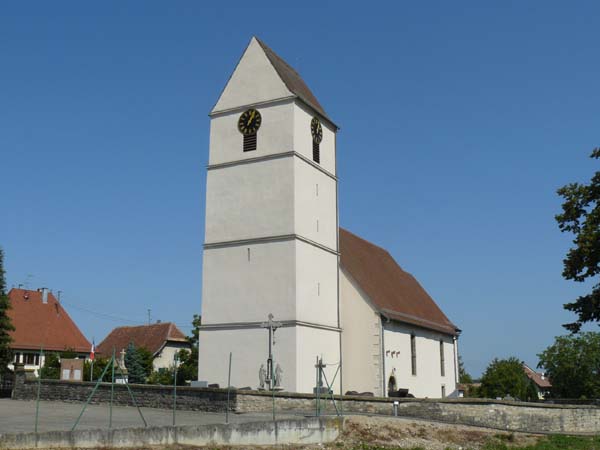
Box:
[198,37,340,393]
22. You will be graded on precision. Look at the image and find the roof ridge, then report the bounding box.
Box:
[340,227,398,260]
[253,37,334,126]
[255,37,303,78]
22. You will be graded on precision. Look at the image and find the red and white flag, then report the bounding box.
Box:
[89,340,95,361]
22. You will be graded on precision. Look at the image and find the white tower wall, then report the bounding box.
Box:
[199,37,340,393]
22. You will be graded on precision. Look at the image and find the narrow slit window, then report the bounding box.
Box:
[318,282,320,296]
[247,248,251,261]
[440,340,445,377]
[411,334,417,376]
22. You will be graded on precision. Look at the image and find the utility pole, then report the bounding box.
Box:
[260,313,281,390]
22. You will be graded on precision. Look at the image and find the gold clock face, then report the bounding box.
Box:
[311,117,323,144]
[238,109,262,135]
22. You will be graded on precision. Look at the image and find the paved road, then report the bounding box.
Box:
[0,399,299,434]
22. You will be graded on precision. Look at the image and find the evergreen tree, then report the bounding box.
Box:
[0,248,15,371]
[458,355,473,384]
[124,342,146,384]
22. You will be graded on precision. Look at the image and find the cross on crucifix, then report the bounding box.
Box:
[260,313,282,389]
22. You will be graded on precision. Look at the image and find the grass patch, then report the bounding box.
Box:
[482,434,600,450]
[348,434,600,450]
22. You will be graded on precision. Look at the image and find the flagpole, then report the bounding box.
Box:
[89,339,95,381]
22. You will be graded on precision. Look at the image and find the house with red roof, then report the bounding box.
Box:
[523,364,552,399]
[97,322,190,371]
[7,288,91,375]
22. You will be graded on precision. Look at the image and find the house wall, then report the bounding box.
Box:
[339,269,382,396]
[383,322,457,398]
[152,342,191,371]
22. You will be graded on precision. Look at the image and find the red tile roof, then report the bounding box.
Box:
[96,322,188,357]
[340,228,459,336]
[255,37,335,127]
[7,288,91,353]
[523,364,552,388]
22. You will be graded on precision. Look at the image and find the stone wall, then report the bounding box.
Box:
[12,377,233,413]
[11,369,600,435]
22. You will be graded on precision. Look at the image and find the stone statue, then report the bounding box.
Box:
[259,364,266,389]
[388,368,397,393]
[274,363,283,388]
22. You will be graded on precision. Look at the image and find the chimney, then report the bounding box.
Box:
[41,287,49,304]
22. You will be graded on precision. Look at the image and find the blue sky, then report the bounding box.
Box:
[1,1,599,377]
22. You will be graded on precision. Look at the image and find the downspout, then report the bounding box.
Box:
[381,315,386,396]
[335,128,343,396]
[453,332,460,389]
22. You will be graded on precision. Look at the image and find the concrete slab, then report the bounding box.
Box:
[0,399,299,433]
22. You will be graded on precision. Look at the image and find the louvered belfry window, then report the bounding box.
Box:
[244,134,257,152]
[312,141,320,163]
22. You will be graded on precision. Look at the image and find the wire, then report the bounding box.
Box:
[59,299,144,325]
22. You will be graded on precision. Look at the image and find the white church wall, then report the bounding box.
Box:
[201,240,296,324]
[293,157,337,251]
[295,326,341,394]
[209,100,295,166]
[204,157,295,244]
[339,269,383,396]
[383,323,457,398]
[295,240,338,327]
[212,37,293,114]
[293,101,336,175]
[198,326,297,390]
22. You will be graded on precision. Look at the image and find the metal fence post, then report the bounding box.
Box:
[34,346,44,432]
[72,357,114,431]
[173,352,178,426]
[226,352,232,424]
[109,348,115,429]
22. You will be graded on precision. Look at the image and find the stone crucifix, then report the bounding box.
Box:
[260,313,282,390]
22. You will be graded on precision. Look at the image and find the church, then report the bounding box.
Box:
[198,37,460,398]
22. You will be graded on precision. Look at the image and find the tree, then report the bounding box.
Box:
[458,355,473,384]
[556,148,600,332]
[0,248,15,370]
[39,352,61,379]
[39,349,78,379]
[479,357,537,401]
[136,347,154,379]
[537,332,600,399]
[178,314,200,383]
[83,357,110,381]
[124,342,146,384]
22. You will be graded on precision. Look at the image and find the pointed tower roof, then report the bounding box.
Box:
[254,38,330,123]
[212,37,335,126]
